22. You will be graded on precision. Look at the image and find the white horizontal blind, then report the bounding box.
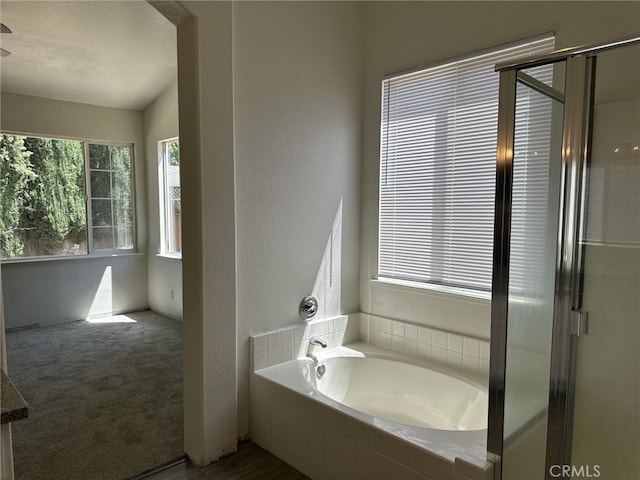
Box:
[379,36,555,293]
[509,66,557,296]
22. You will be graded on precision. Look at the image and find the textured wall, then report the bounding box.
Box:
[233,0,363,438]
[143,81,183,320]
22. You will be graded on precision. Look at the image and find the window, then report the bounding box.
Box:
[0,134,135,259]
[159,138,181,256]
[378,35,555,296]
[88,144,135,251]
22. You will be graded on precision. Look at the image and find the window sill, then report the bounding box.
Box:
[1,252,143,265]
[372,277,491,303]
[155,253,182,261]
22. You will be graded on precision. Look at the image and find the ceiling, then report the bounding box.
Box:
[0,0,177,111]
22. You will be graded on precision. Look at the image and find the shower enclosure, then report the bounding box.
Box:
[488,36,640,480]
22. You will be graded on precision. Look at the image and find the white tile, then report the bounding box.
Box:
[325,427,357,458]
[359,315,370,343]
[436,459,458,480]
[455,457,494,480]
[356,422,379,451]
[463,337,480,356]
[447,350,463,369]
[418,326,433,344]
[308,438,325,465]
[356,466,376,480]
[392,335,405,352]
[447,333,463,352]
[252,334,267,354]
[432,346,447,364]
[356,443,379,468]
[380,331,393,348]
[479,358,490,375]
[249,389,270,414]
[307,460,339,480]
[418,342,432,361]
[380,317,392,334]
[405,340,418,358]
[294,326,305,349]
[281,328,293,351]
[262,395,285,424]
[296,341,308,359]
[302,324,312,340]
[392,320,405,337]
[281,340,294,361]
[405,323,418,341]
[334,316,348,332]
[463,353,480,373]
[414,450,440,478]
[369,315,380,335]
[267,332,281,351]
[433,330,448,348]
[374,430,416,470]
[272,384,298,410]
[317,320,329,336]
[370,328,381,346]
[254,351,268,371]
[267,348,281,366]
[307,324,318,339]
[324,447,356,479]
[479,340,490,360]
[250,374,271,395]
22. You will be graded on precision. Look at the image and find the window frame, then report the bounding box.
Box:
[376,35,556,300]
[85,141,137,254]
[0,130,137,261]
[158,137,181,258]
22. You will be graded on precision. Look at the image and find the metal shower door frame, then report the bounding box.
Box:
[487,35,639,480]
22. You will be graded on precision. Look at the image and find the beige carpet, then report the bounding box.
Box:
[6,310,184,480]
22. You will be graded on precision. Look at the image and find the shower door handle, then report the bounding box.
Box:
[570,310,588,337]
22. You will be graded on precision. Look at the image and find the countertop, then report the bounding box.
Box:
[1,369,29,424]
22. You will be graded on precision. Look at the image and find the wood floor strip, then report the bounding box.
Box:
[141,441,309,480]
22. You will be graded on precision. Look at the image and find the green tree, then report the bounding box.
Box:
[0,135,35,258]
[168,140,179,166]
[21,137,86,256]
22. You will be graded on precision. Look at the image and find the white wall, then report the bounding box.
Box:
[233,0,363,436]
[144,81,182,320]
[176,3,238,465]
[0,93,148,327]
[360,1,640,340]
[175,0,363,463]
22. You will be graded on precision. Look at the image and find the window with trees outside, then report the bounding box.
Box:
[160,138,181,256]
[0,134,135,260]
[378,35,555,297]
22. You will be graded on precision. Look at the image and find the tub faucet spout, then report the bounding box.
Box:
[309,336,327,348]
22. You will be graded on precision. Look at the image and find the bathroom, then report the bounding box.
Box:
[177,2,638,479]
[1,1,638,480]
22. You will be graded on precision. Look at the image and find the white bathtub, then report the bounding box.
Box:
[310,355,487,431]
[252,341,491,478]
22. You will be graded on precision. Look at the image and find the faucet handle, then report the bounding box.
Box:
[299,296,318,320]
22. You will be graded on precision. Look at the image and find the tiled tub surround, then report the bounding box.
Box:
[251,314,490,378]
[359,314,490,378]
[251,315,357,371]
[250,315,493,480]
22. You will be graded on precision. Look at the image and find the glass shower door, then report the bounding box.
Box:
[490,36,640,480]
[499,63,566,480]
[571,43,640,480]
